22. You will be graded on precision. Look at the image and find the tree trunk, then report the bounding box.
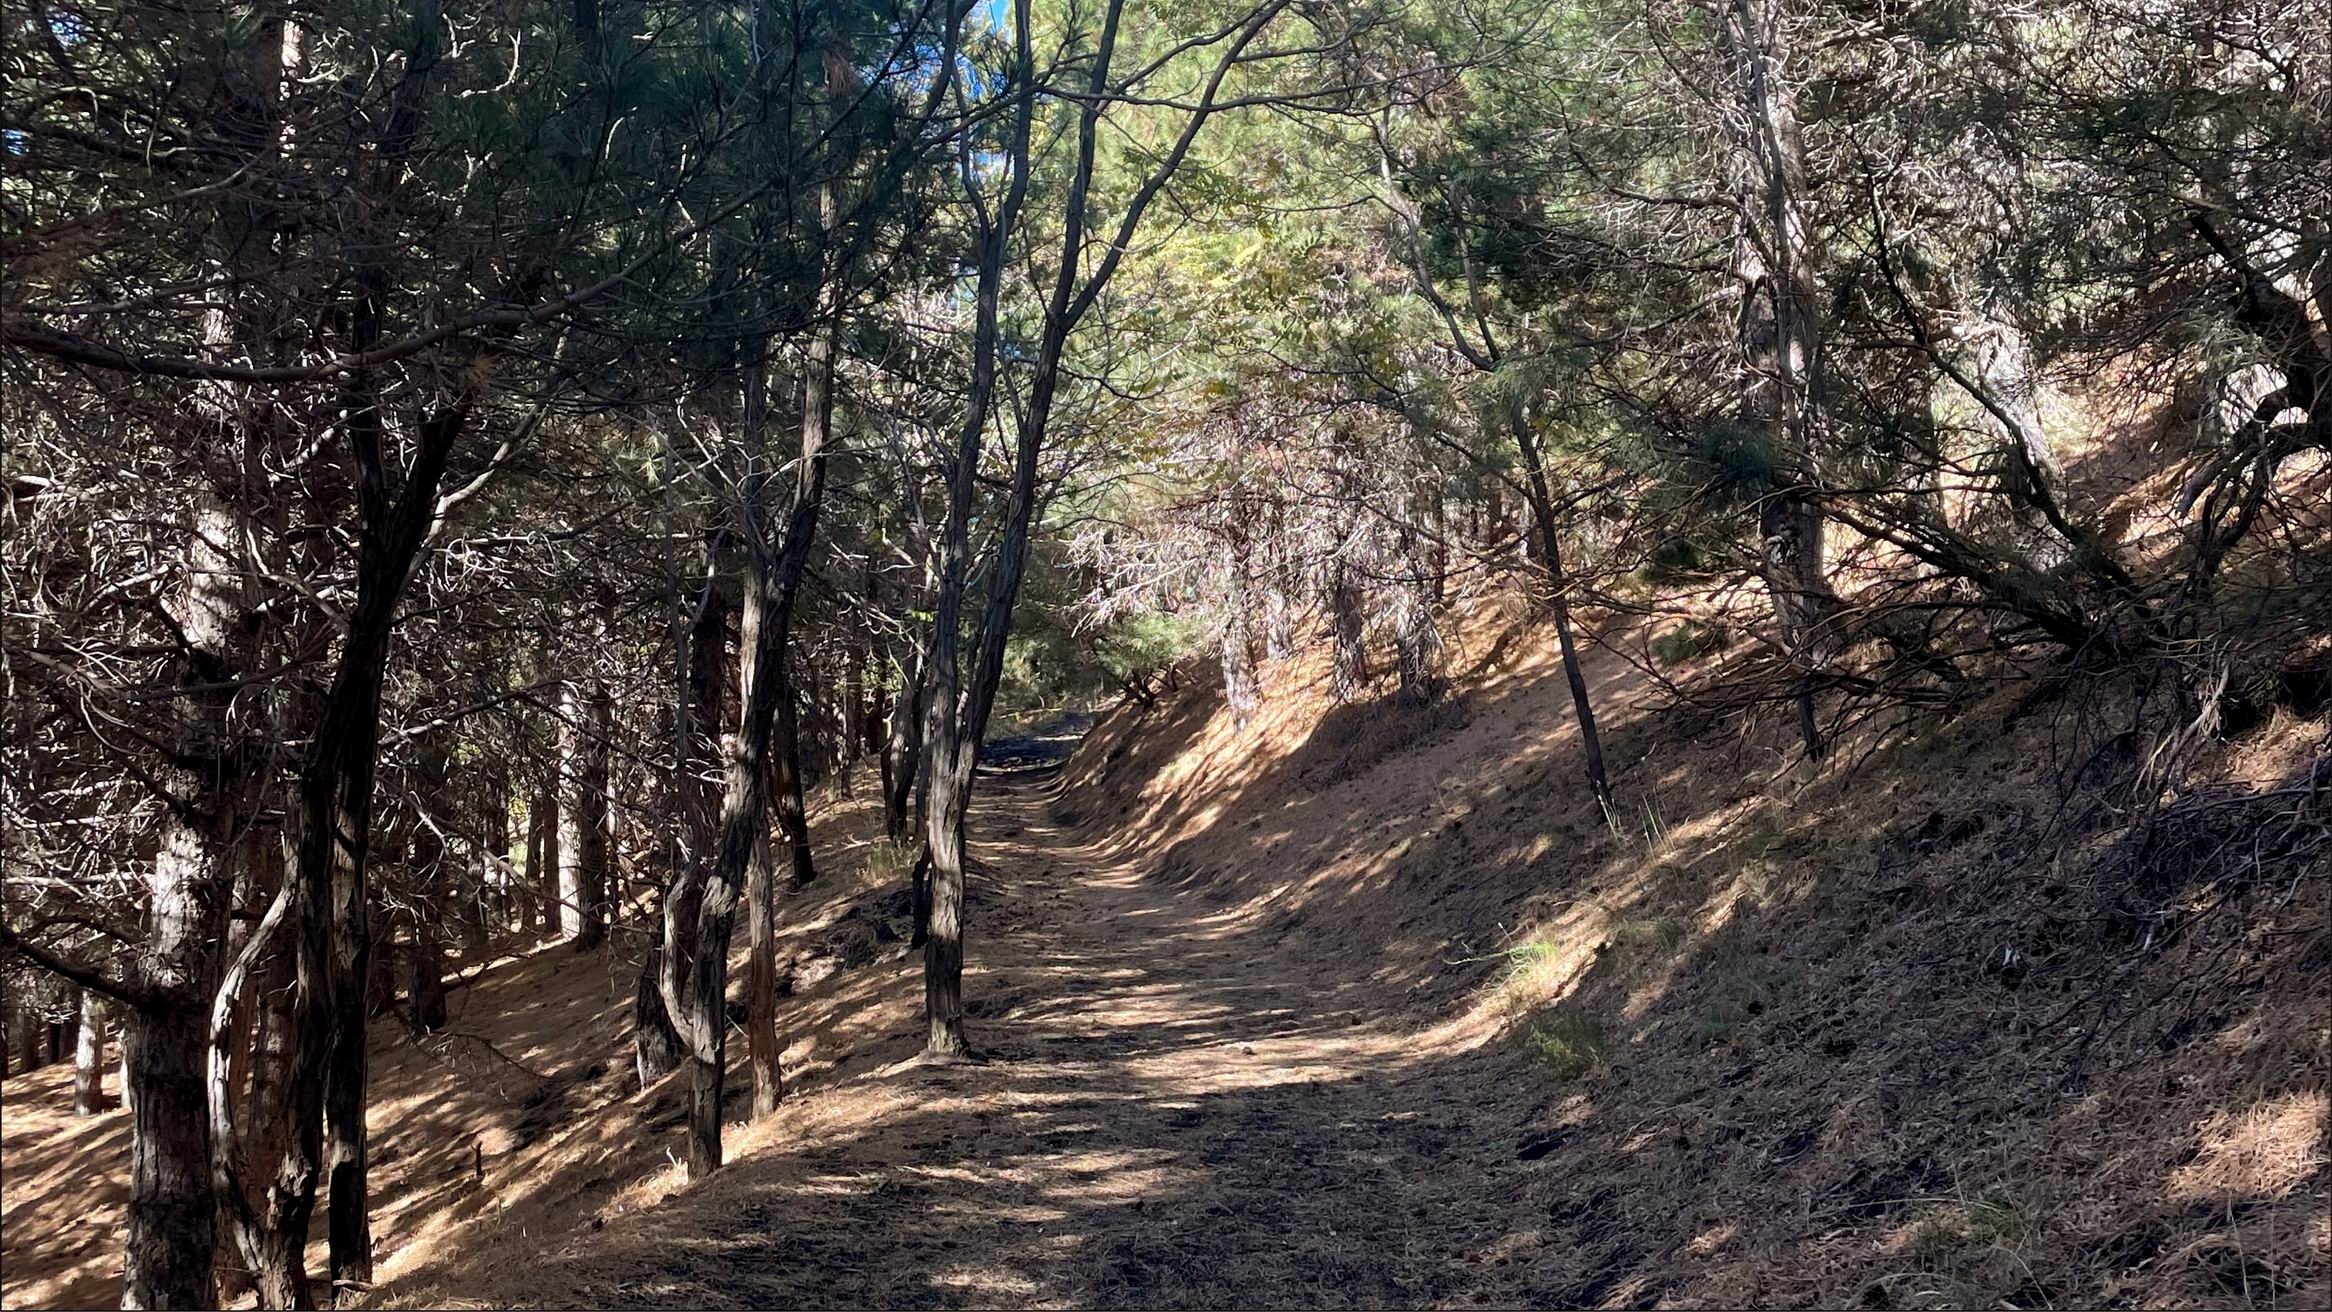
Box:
[9,1006,37,1074]
[407,739,453,1032]
[840,636,866,788]
[237,824,299,1280]
[208,840,315,1311]
[630,953,685,1090]
[773,675,815,887]
[531,777,560,936]
[122,979,223,1311]
[747,756,782,1117]
[1329,557,1368,704]
[678,526,783,1176]
[471,764,510,957]
[123,494,247,1311]
[638,558,729,1090]
[883,640,926,844]
[364,897,398,1019]
[1513,419,1614,814]
[670,237,838,1170]
[1721,0,1838,759]
[306,401,471,1299]
[73,991,105,1116]
[404,916,447,1034]
[558,677,610,950]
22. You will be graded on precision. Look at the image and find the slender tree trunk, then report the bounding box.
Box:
[9,1007,36,1074]
[918,3,1047,1060]
[773,676,815,887]
[363,895,398,1020]
[1328,556,1368,704]
[679,524,782,1175]
[840,639,865,790]
[883,640,926,844]
[746,755,782,1117]
[1512,420,1614,813]
[236,823,299,1287]
[558,677,610,950]
[914,0,1272,1052]
[209,826,314,1310]
[671,239,838,1170]
[73,991,105,1116]
[1722,0,1838,759]
[531,777,559,936]
[406,740,453,1031]
[299,401,469,1300]
[472,765,509,957]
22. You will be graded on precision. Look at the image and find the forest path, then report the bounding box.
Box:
[535,745,1546,1309]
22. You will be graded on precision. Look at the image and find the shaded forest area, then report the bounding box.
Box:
[2,0,2327,1307]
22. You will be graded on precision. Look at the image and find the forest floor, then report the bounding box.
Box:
[424,753,1569,1308]
[4,599,2327,1309]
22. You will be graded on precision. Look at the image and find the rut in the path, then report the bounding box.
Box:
[517,759,1564,1309]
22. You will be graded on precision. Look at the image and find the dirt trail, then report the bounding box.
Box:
[517,752,1549,1309]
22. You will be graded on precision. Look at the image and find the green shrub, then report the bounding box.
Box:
[1651,620,1730,667]
[1528,1013,1610,1079]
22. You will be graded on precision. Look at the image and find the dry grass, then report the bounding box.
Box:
[5,544,2328,1309]
[2,783,902,1310]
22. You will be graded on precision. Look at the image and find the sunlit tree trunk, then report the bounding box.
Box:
[122,493,245,1311]
[72,991,105,1116]
[558,675,610,950]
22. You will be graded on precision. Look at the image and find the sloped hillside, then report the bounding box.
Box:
[2,791,935,1310]
[5,601,2324,1310]
[1061,598,2330,1309]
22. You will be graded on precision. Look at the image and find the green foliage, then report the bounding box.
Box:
[1091,611,1206,692]
[1527,1012,1611,1080]
[1650,621,1730,668]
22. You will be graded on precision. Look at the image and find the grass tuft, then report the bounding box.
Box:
[1527,1012,1610,1080]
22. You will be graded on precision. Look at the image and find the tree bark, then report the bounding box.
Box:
[917,0,1282,1054]
[531,777,559,936]
[637,556,728,1090]
[1721,0,1839,758]
[301,401,470,1299]
[558,676,610,950]
[9,1006,37,1074]
[123,493,246,1311]
[1328,557,1368,704]
[407,739,453,1032]
[1512,419,1614,814]
[670,264,838,1171]
[73,991,106,1116]
[773,675,815,887]
[746,755,782,1118]
[471,764,510,956]
[883,639,927,844]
